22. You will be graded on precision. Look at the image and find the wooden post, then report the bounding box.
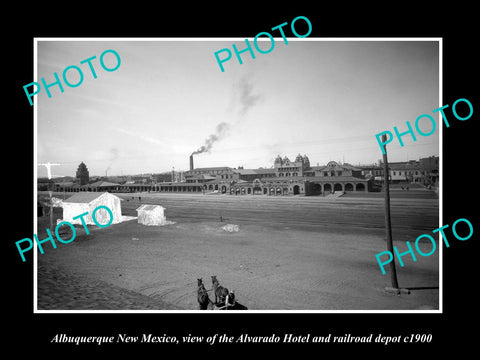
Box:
[382,134,399,289]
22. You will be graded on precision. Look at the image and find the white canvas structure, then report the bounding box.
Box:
[61,192,123,226]
[136,204,167,226]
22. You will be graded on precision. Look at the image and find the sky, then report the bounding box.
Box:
[36,39,440,178]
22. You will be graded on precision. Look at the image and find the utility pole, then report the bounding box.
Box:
[382,134,399,290]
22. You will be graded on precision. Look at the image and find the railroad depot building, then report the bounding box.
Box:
[50,155,372,196]
[47,155,438,196]
[304,160,370,194]
[179,154,372,196]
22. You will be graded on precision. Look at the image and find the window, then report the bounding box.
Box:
[337,171,342,176]
[324,172,328,176]
[393,171,396,175]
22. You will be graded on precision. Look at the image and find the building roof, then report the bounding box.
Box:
[256,168,276,174]
[231,181,255,187]
[315,163,362,172]
[260,176,306,182]
[136,204,164,211]
[157,182,203,186]
[388,163,421,170]
[190,167,232,172]
[56,181,76,187]
[64,192,121,204]
[234,168,276,175]
[306,176,369,182]
[358,165,383,170]
[89,181,121,187]
[233,169,258,175]
[188,174,216,180]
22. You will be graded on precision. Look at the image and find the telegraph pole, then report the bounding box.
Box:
[382,134,399,289]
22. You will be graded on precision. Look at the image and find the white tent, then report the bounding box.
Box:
[136,204,166,226]
[61,192,123,226]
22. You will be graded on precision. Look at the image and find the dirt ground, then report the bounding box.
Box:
[37,190,439,311]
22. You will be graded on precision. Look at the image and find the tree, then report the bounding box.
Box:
[76,162,90,185]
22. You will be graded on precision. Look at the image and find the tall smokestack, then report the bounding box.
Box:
[190,154,194,171]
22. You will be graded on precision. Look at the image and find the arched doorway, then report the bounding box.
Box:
[313,183,321,194]
[334,183,343,192]
[247,188,252,194]
[276,187,282,195]
[221,185,227,194]
[324,183,332,193]
[293,185,300,195]
[214,184,218,190]
[270,187,275,195]
[345,183,354,192]
[356,183,365,191]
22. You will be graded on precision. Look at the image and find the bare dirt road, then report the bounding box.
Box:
[37,191,439,311]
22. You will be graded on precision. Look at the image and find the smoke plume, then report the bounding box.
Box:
[191,77,262,156]
[237,77,263,117]
[191,122,230,155]
[105,147,119,175]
